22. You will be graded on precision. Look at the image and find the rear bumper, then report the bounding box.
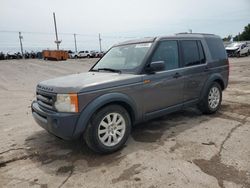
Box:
[31,101,79,140]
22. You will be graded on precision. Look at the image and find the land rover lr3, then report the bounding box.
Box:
[32,33,229,153]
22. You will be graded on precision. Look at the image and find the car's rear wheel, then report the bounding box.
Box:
[198,82,222,114]
[84,105,131,154]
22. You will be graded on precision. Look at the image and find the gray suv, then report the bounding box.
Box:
[32,33,229,153]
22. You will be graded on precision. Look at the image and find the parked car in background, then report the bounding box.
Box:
[68,51,77,59]
[96,51,105,58]
[90,51,96,58]
[6,52,22,59]
[32,33,229,153]
[74,50,97,58]
[75,51,91,58]
[226,42,250,57]
[0,52,5,60]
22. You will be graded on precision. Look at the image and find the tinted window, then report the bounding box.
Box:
[197,41,206,64]
[151,41,179,70]
[205,37,227,60]
[181,41,200,66]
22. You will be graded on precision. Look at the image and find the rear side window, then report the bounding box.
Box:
[205,37,227,60]
[151,40,179,70]
[181,41,202,66]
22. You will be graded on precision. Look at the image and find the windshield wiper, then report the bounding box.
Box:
[97,68,121,73]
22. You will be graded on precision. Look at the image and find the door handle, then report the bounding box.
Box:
[173,72,182,79]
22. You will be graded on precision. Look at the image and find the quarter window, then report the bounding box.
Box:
[205,37,227,60]
[151,41,179,70]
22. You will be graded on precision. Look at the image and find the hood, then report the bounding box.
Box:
[37,72,142,93]
[225,46,239,51]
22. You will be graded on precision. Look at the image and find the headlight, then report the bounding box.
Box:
[54,94,79,112]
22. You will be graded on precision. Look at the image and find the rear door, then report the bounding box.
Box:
[143,40,185,116]
[180,40,208,103]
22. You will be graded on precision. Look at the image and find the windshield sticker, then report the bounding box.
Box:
[135,43,152,48]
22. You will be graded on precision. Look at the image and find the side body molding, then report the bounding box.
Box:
[72,92,139,138]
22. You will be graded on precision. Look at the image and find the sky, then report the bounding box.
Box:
[0,0,249,52]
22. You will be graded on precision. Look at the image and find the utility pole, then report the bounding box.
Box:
[98,33,102,52]
[19,32,24,59]
[74,33,77,52]
[53,12,61,50]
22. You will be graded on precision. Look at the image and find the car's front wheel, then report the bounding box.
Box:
[84,105,131,153]
[198,82,222,114]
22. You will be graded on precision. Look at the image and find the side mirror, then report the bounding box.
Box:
[147,61,165,73]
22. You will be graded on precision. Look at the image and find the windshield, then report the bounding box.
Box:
[92,43,152,73]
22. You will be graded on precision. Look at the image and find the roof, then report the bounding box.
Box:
[115,37,156,46]
[114,33,220,46]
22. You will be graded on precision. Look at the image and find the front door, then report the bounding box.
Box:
[143,40,184,117]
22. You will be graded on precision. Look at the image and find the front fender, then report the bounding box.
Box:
[72,92,138,138]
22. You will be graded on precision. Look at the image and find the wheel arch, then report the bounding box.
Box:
[72,93,138,138]
[200,74,225,100]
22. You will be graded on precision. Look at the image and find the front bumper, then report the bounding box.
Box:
[31,101,79,140]
[226,50,239,57]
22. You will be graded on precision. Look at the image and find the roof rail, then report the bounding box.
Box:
[176,32,215,36]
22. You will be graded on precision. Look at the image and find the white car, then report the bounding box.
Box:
[226,42,250,57]
[75,51,91,58]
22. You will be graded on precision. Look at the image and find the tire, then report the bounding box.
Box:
[87,55,90,58]
[198,82,222,114]
[84,105,131,154]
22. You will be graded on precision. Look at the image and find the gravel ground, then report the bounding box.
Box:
[0,57,250,188]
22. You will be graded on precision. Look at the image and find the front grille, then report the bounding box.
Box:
[36,90,56,111]
[226,50,237,55]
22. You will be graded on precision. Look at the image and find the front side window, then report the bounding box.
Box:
[151,40,179,70]
[92,43,152,73]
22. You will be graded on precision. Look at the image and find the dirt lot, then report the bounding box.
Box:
[0,57,250,188]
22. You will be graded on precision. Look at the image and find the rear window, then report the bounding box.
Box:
[205,37,227,60]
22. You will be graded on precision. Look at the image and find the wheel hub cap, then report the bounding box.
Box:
[98,113,126,147]
[208,87,220,109]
